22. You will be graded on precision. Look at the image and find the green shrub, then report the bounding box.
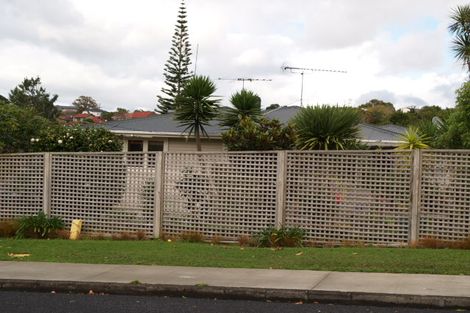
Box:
[0,104,52,153]
[30,125,122,152]
[255,227,305,247]
[16,212,65,239]
[222,117,296,151]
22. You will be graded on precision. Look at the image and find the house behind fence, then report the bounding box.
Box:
[0,150,469,245]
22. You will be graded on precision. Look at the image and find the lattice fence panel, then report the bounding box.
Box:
[285,151,413,245]
[419,150,470,240]
[162,152,278,240]
[50,153,157,236]
[0,154,44,219]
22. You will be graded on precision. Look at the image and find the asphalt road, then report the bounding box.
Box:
[0,291,464,313]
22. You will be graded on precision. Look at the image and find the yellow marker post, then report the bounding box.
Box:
[69,219,83,240]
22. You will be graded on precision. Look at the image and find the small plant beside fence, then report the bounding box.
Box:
[0,150,469,245]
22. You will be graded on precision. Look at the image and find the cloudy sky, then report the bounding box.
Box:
[0,0,468,111]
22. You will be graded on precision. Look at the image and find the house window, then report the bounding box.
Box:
[148,140,164,152]
[128,140,143,152]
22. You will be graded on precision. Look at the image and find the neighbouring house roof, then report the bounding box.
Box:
[264,106,406,146]
[264,105,301,123]
[70,113,103,124]
[359,124,406,145]
[103,113,224,137]
[125,111,156,119]
[101,106,406,146]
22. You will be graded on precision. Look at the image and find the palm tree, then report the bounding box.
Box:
[292,105,361,150]
[449,5,470,74]
[396,127,429,150]
[175,75,220,151]
[220,89,261,128]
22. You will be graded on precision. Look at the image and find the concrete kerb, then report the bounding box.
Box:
[1,279,469,309]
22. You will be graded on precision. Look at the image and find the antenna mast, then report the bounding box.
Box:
[281,65,347,106]
[217,77,272,89]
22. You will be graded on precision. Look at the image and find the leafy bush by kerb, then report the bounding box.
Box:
[16,212,65,239]
[255,227,305,247]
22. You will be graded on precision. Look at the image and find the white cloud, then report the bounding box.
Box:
[0,0,468,111]
[376,27,447,75]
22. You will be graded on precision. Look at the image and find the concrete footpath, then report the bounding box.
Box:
[0,261,469,308]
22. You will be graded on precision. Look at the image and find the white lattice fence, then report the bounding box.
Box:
[162,152,279,240]
[419,150,470,240]
[3,150,470,243]
[50,153,157,236]
[0,154,45,220]
[284,151,413,245]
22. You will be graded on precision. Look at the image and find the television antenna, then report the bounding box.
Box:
[281,65,347,106]
[217,77,272,89]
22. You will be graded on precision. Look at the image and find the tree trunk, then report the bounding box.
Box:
[195,127,201,151]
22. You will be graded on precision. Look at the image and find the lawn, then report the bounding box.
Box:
[0,239,469,275]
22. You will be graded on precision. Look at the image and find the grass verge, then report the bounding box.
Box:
[0,239,469,275]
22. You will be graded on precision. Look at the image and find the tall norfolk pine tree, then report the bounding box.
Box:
[157,0,192,114]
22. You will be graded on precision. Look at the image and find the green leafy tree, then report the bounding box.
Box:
[359,99,395,124]
[175,75,220,151]
[222,117,296,151]
[390,106,453,127]
[390,110,412,126]
[113,107,129,120]
[416,119,447,148]
[437,81,470,148]
[100,111,114,121]
[220,89,261,128]
[157,0,192,113]
[31,126,122,152]
[265,103,280,111]
[449,4,470,74]
[73,96,100,114]
[8,77,59,120]
[0,104,52,153]
[417,106,443,121]
[0,94,8,104]
[292,105,361,150]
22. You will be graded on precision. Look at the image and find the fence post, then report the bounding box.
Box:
[275,151,287,228]
[153,152,165,238]
[43,152,52,217]
[410,149,422,245]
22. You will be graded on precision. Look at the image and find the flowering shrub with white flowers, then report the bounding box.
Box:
[31,126,122,152]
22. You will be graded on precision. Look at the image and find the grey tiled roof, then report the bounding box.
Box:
[103,113,224,136]
[101,106,406,143]
[358,124,405,143]
[264,105,302,123]
[264,106,406,143]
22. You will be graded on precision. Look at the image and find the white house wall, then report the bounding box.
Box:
[121,136,224,152]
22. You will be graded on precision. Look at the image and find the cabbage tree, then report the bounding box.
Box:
[175,75,220,151]
[292,105,361,150]
[220,89,261,128]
